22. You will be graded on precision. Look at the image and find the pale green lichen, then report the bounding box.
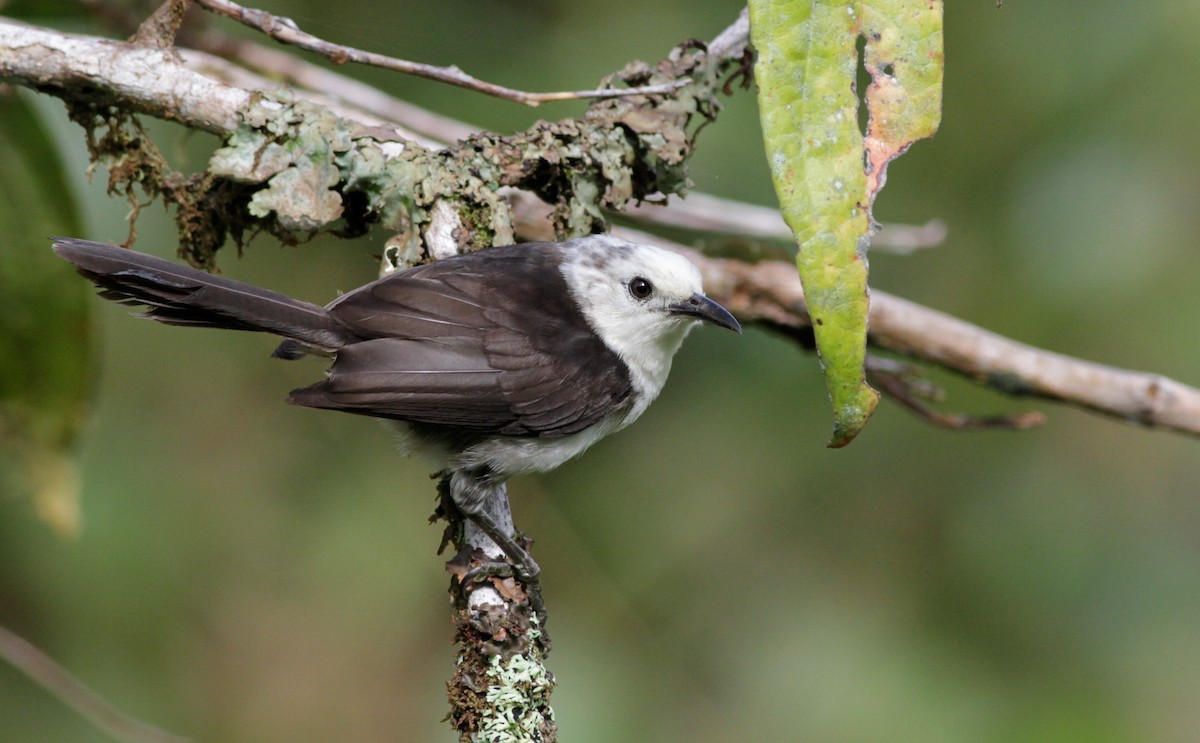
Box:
[210,98,353,231]
[477,657,554,742]
[186,32,736,268]
[475,622,555,743]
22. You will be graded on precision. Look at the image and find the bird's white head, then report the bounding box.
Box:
[558,235,740,400]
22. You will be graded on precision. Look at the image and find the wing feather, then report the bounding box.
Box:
[289,244,633,436]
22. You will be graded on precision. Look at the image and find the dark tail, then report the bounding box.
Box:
[52,238,357,352]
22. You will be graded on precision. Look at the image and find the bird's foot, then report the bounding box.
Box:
[439,472,549,628]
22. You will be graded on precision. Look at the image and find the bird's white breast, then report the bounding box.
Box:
[387,405,637,476]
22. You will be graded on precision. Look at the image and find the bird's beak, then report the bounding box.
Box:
[669,294,742,333]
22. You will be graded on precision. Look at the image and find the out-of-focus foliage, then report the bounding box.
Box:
[0,92,89,535]
[1,0,84,20]
[3,1,1200,742]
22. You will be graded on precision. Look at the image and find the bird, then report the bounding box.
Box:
[52,234,741,607]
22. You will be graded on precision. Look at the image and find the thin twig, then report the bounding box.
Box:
[866,357,1046,430]
[192,0,688,106]
[706,8,751,61]
[624,194,947,254]
[0,623,189,743]
[189,32,475,145]
[127,0,191,49]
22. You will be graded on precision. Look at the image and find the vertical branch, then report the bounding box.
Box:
[437,479,556,742]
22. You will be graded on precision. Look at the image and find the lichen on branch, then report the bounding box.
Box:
[2,15,746,269]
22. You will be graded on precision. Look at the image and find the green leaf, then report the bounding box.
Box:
[749,0,943,447]
[0,93,91,535]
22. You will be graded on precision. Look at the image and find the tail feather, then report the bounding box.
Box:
[52,238,357,351]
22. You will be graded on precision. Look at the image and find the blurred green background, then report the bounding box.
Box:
[4,1,1200,741]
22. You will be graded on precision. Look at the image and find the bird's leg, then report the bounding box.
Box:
[446,470,546,623]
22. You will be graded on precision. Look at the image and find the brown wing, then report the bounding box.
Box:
[288,244,633,437]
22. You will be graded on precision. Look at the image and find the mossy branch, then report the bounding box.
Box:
[1,13,749,270]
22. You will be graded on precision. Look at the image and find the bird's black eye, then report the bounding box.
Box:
[628,276,654,300]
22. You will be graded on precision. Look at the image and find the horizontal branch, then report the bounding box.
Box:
[0,18,247,134]
[631,227,1200,438]
[868,293,1200,433]
[4,15,1198,438]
